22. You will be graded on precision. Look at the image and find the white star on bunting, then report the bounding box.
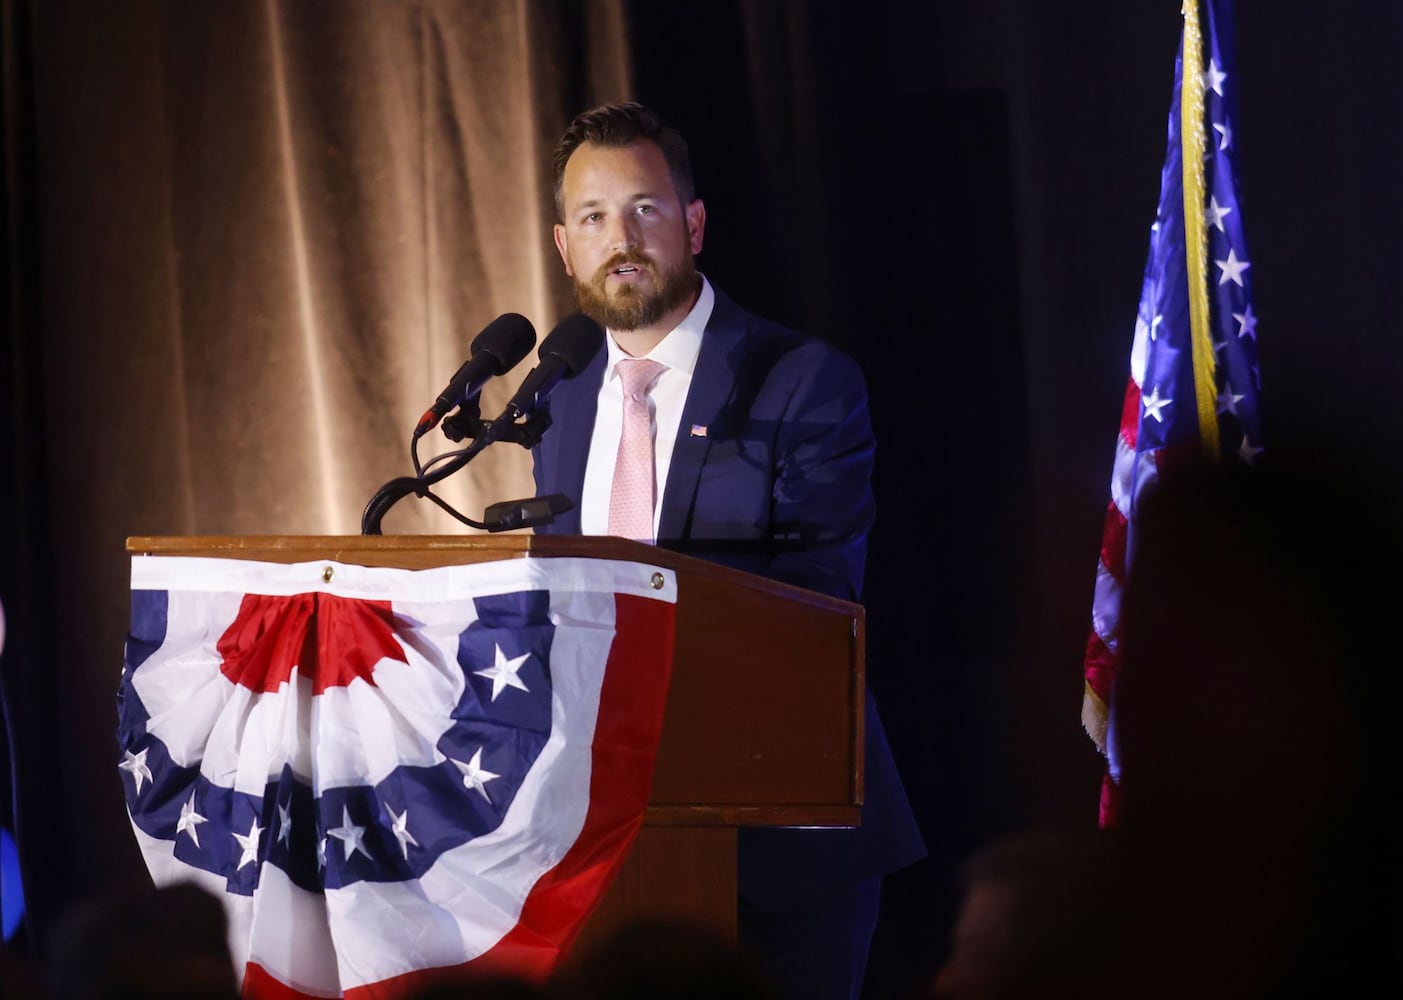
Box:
[234,819,262,871]
[176,793,207,847]
[474,645,532,702]
[390,807,419,860]
[277,803,292,846]
[119,749,153,794]
[328,806,370,861]
[453,748,501,803]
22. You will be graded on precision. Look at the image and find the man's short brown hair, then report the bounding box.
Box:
[552,102,696,220]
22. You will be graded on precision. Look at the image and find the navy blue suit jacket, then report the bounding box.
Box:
[532,286,925,907]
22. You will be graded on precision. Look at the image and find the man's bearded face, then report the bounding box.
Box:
[571,239,699,331]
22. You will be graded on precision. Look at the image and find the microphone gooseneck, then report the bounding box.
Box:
[361,313,604,535]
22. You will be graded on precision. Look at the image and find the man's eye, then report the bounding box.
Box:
[584,212,602,223]
[637,204,656,215]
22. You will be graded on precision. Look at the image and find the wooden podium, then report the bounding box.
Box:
[126,534,865,950]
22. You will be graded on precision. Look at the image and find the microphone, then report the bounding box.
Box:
[415,313,537,437]
[477,314,605,445]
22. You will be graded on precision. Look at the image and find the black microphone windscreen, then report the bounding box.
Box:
[538,314,605,376]
[473,312,537,373]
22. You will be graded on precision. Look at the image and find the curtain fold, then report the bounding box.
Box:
[3,0,629,945]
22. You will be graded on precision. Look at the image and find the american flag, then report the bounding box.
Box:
[1082,0,1263,826]
[119,554,677,998]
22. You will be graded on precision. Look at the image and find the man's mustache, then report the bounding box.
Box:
[593,253,654,282]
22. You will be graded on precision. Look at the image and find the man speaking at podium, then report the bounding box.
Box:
[529,102,926,999]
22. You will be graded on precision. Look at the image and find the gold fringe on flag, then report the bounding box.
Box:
[1181,0,1220,458]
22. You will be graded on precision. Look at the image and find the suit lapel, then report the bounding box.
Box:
[541,347,605,534]
[659,290,746,540]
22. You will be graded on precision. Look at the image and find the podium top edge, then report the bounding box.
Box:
[124,535,863,616]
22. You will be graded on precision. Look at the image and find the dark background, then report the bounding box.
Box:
[624,2,1403,994]
[4,2,1401,997]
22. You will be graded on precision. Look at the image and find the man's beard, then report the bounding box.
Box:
[572,250,699,331]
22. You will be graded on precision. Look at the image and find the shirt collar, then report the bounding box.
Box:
[605,275,714,379]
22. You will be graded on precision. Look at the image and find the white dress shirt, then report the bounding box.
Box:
[579,277,716,537]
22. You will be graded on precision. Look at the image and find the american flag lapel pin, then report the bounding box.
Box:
[690,424,708,438]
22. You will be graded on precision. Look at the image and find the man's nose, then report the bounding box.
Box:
[608,214,639,252]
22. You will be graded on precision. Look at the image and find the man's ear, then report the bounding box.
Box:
[553,223,574,277]
[686,199,706,255]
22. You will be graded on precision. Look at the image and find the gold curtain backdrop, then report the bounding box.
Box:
[23,0,628,883]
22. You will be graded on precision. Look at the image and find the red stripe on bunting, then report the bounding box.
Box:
[217,593,406,694]
[241,963,310,1000]
[333,590,676,1000]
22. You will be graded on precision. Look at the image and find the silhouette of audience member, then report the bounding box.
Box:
[45,880,238,1000]
[0,942,48,1000]
[1107,454,1402,997]
[931,454,1402,1000]
[929,827,1130,1000]
[549,914,781,1000]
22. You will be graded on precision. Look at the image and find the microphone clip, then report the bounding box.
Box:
[439,399,484,443]
[441,402,553,448]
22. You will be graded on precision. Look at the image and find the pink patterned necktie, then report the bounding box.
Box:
[608,358,666,542]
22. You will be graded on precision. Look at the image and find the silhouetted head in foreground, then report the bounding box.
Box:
[1110,453,1402,997]
[930,826,1129,1000]
[550,915,780,1000]
[46,880,238,1000]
